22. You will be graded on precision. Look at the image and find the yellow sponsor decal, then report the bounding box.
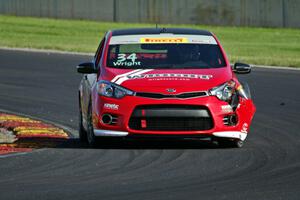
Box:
[140,37,188,43]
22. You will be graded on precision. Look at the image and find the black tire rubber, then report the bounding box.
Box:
[235,139,244,148]
[79,110,88,143]
[86,102,98,147]
[216,138,244,148]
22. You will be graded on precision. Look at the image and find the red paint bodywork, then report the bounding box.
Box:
[82,30,256,138]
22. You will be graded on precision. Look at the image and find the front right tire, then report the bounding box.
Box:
[216,138,244,148]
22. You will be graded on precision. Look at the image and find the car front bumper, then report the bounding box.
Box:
[92,94,255,141]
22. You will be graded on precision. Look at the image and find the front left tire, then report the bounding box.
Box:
[79,100,87,143]
[86,102,98,147]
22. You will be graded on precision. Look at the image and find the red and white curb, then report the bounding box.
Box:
[0,113,69,155]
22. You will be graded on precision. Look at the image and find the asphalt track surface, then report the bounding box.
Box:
[0,49,300,200]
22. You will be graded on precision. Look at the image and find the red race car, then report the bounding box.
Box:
[77,28,256,148]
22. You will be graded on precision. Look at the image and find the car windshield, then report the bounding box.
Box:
[106,35,226,69]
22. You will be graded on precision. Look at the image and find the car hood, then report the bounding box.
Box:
[102,67,233,94]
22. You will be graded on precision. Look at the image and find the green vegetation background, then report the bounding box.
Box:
[1,15,299,67]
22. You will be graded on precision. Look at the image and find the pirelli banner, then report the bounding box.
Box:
[140,37,188,43]
[109,34,217,45]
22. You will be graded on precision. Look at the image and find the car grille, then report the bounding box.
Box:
[135,91,207,99]
[128,105,214,131]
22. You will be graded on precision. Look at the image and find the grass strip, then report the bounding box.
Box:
[1,15,299,67]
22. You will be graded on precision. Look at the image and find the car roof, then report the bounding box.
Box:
[111,28,212,36]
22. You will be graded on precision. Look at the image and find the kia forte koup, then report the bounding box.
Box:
[77,28,256,148]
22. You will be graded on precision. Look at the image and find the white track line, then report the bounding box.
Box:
[251,64,300,71]
[0,47,93,56]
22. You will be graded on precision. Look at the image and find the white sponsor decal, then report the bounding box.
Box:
[241,123,248,133]
[104,103,119,110]
[127,73,213,80]
[111,69,142,83]
[111,71,212,85]
[113,53,141,67]
[221,105,233,113]
[113,69,154,85]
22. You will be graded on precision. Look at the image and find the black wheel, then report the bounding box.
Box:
[216,138,244,148]
[233,139,244,148]
[78,98,88,143]
[86,102,97,147]
[79,108,88,143]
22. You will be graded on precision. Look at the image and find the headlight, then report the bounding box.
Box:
[97,81,134,99]
[209,80,236,101]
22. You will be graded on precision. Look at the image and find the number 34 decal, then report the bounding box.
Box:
[113,53,141,67]
[117,53,138,63]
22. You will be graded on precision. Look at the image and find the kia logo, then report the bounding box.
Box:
[166,88,176,93]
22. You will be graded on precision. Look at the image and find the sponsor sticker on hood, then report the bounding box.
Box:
[111,70,213,85]
[127,73,213,80]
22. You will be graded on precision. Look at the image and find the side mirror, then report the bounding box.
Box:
[76,62,97,74]
[232,63,251,74]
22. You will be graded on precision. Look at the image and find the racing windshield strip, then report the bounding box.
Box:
[109,34,217,45]
[106,34,225,69]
